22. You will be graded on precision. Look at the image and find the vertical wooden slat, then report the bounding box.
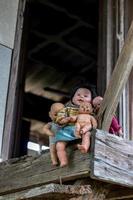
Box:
[0,45,12,156]
[97,20,133,131]
[2,0,26,160]
[126,0,133,140]
[97,0,116,96]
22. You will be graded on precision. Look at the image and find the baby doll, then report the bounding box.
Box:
[73,102,97,153]
[92,96,123,137]
[43,102,65,166]
[55,85,96,167]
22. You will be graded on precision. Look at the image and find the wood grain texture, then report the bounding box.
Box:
[90,129,133,187]
[0,183,91,200]
[0,149,90,195]
[2,0,26,160]
[97,20,133,131]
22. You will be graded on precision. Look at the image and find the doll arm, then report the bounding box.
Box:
[58,116,72,125]
[69,115,77,122]
[91,116,97,129]
[111,116,123,136]
[42,123,54,136]
[59,115,77,124]
[59,115,77,125]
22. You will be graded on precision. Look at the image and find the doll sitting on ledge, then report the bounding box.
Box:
[54,86,97,167]
[43,102,65,166]
[71,102,97,153]
[92,96,123,137]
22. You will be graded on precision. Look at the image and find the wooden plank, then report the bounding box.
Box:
[97,1,117,97]
[0,149,90,195]
[97,0,108,96]
[106,186,133,200]
[90,129,133,187]
[0,45,12,155]
[2,0,26,160]
[97,20,133,131]
[0,183,91,200]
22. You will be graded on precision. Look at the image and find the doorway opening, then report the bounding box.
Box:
[19,0,99,156]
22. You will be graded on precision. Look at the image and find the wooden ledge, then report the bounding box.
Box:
[0,148,91,195]
[0,129,133,196]
[0,183,91,200]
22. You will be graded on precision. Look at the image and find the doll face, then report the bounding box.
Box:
[49,103,64,120]
[79,102,93,114]
[92,96,103,110]
[72,88,92,106]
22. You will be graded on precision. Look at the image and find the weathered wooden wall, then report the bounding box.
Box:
[91,129,133,187]
[2,0,26,160]
[97,20,133,132]
[0,45,12,156]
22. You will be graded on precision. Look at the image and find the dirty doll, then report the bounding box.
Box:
[71,102,97,153]
[92,96,123,137]
[55,85,97,167]
[43,102,65,165]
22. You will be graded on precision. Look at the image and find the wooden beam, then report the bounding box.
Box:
[106,186,133,200]
[73,178,110,200]
[0,149,90,195]
[97,0,115,96]
[0,184,91,200]
[90,129,133,187]
[2,0,26,160]
[97,20,133,131]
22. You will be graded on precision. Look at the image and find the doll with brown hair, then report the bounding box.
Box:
[72,102,97,153]
[43,102,65,166]
[92,96,123,137]
[55,84,97,167]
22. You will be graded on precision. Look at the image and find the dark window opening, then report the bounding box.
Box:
[19,0,99,156]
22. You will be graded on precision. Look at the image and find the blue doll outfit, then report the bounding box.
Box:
[55,125,77,142]
[49,122,61,145]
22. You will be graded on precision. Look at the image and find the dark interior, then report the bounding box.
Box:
[22,0,99,154]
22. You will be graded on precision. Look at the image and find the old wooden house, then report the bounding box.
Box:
[0,0,133,199]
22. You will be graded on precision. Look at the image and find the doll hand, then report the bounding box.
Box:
[69,116,77,122]
[118,128,123,137]
[80,126,92,135]
[80,129,84,135]
[58,117,71,125]
[74,130,81,138]
[118,131,123,137]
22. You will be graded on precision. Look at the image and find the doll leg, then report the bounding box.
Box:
[77,131,91,153]
[50,144,58,166]
[80,124,92,135]
[56,141,68,167]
